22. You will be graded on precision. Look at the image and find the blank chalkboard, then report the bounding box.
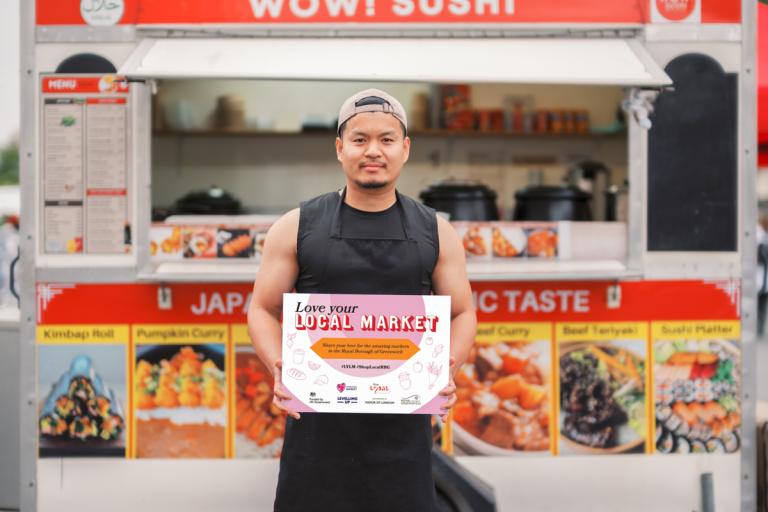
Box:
[647,53,738,252]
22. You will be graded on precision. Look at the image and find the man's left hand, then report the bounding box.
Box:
[438,357,457,422]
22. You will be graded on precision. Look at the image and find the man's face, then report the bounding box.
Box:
[335,112,410,191]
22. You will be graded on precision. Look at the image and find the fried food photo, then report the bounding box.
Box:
[453,341,550,454]
[183,228,216,258]
[234,352,286,458]
[526,228,558,258]
[217,228,254,258]
[462,226,488,256]
[491,227,526,258]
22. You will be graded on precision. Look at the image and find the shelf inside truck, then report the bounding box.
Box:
[137,259,638,283]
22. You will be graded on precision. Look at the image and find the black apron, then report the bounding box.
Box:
[274,188,439,512]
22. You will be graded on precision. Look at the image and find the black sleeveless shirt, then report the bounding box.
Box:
[274,189,440,512]
[294,189,438,295]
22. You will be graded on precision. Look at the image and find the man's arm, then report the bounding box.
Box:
[432,216,477,371]
[247,208,300,418]
[432,216,477,418]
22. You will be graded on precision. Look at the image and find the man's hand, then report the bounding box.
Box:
[438,357,458,422]
[272,360,301,420]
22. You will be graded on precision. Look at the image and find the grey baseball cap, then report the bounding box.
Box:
[337,89,407,134]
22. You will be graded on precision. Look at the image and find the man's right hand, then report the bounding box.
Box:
[272,360,301,420]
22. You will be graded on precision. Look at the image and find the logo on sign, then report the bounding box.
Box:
[401,394,421,406]
[80,0,125,26]
[336,382,345,393]
[652,0,699,23]
[369,383,390,394]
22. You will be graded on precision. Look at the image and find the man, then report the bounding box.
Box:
[247,89,476,512]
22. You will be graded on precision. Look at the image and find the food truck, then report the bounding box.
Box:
[19,0,759,510]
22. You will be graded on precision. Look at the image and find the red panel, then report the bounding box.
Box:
[36,0,647,25]
[36,0,747,25]
[37,281,740,325]
[42,76,128,94]
[758,0,768,165]
[701,0,741,23]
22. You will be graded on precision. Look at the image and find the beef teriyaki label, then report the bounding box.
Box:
[281,293,450,414]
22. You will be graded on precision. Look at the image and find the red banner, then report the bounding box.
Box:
[37,280,740,325]
[759,1,768,167]
[42,76,128,94]
[36,0,739,25]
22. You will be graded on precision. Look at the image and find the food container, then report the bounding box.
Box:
[215,94,246,131]
[174,186,242,215]
[420,180,500,221]
[513,185,592,221]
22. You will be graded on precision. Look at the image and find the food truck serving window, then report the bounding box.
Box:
[118,37,672,86]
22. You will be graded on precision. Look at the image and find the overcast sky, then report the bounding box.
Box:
[1,0,20,146]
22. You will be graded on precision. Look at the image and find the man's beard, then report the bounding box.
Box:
[355,179,389,190]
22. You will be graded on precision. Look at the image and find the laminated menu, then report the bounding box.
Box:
[281,293,451,414]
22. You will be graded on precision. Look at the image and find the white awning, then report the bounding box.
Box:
[119,37,671,87]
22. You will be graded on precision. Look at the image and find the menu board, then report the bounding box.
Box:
[41,76,131,255]
[35,279,741,460]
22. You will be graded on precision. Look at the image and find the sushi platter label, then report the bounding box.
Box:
[651,321,740,340]
[37,324,129,344]
[280,293,451,414]
[475,322,551,343]
[132,324,228,344]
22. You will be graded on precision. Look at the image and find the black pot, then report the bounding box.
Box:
[513,185,592,221]
[419,181,499,221]
[174,186,242,215]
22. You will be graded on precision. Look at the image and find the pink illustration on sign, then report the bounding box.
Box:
[306,294,427,377]
[337,382,346,393]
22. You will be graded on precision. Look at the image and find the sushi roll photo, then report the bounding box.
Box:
[69,416,98,441]
[39,414,68,437]
[38,351,127,457]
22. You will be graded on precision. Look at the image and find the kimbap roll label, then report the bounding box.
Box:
[37,324,129,344]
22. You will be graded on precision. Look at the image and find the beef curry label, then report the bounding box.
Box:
[280,293,451,414]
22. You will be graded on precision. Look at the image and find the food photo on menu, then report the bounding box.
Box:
[234,347,286,458]
[149,226,183,260]
[38,345,126,457]
[452,339,551,455]
[653,339,741,454]
[134,344,226,458]
[217,227,254,258]
[558,339,648,455]
[524,226,558,258]
[455,222,559,260]
[182,227,217,258]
